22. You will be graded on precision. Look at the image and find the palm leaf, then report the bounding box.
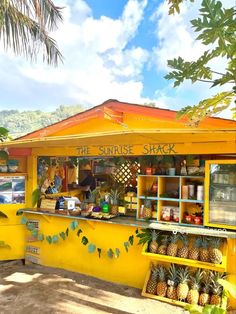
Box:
[0,0,63,66]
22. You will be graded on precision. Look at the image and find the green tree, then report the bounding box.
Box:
[0,0,63,66]
[0,127,10,142]
[165,0,236,125]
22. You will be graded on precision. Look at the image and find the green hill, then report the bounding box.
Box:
[0,105,84,139]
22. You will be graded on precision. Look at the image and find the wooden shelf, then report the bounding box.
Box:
[142,243,227,272]
[141,269,227,309]
[0,172,27,176]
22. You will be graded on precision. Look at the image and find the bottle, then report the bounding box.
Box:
[180,160,187,176]
[197,185,204,200]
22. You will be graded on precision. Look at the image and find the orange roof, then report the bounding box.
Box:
[18,99,236,140]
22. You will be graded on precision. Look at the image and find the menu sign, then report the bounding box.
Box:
[0,176,25,204]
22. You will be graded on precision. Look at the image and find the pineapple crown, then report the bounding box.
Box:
[201,277,211,293]
[151,230,159,241]
[177,267,190,284]
[210,281,223,295]
[189,269,203,290]
[169,233,179,244]
[150,264,159,280]
[209,271,227,295]
[109,189,121,202]
[160,234,169,245]
[157,265,167,281]
[168,264,178,286]
[193,237,202,248]
[87,188,98,202]
[210,237,222,249]
[144,197,152,207]
[180,234,189,246]
[201,237,209,249]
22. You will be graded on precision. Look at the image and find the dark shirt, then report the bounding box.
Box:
[80,174,96,198]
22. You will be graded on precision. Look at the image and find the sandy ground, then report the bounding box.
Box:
[0,260,188,314]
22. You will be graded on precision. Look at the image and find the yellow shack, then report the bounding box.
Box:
[0,100,235,310]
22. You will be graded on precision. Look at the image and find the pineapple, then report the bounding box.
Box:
[167,264,178,300]
[149,230,159,253]
[143,198,152,219]
[157,235,169,255]
[199,237,210,262]
[209,271,227,306]
[199,274,211,306]
[167,234,179,257]
[188,237,201,260]
[109,189,121,215]
[156,265,168,297]
[146,264,158,294]
[177,234,189,259]
[177,267,190,301]
[187,269,203,304]
[208,237,223,264]
[210,282,223,306]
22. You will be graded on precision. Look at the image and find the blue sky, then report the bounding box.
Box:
[0,0,234,118]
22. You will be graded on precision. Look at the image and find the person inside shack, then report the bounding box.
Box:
[77,164,96,199]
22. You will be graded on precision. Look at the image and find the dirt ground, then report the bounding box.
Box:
[0,260,187,314]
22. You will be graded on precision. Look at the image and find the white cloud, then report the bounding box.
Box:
[14,0,150,107]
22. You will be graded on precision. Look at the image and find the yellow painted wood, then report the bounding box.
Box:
[141,243,227,272]
[204,160,236,230]
[24,213,150,289]
[227,238,236,309]
[0,225,25,260]
[1,134,235,156]
[141,268,227,310]
[141,269,187,307]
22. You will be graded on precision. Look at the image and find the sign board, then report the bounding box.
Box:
[40,198,56,213]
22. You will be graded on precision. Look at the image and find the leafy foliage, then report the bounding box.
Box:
[0,0,63,65]
[165,0,236,124]
[185,304,225,314]
[136,228,152,246]
[167,0,196,15]
[0,105,84,139]
[0,127,10,142]
[32,188,41,207]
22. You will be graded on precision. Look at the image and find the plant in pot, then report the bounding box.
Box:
[139,156,156,175]
[162,155,175,175]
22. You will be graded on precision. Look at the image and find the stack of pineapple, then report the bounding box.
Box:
[147,231,223,265]
[145,263,227,307]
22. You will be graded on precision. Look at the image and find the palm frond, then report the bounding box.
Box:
[0,0,63,66]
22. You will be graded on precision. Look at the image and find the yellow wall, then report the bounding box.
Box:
[24,213,149,288]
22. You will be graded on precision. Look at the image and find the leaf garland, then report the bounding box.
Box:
[20,215,139,259]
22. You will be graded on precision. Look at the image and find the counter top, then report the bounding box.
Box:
[23,210,236,238]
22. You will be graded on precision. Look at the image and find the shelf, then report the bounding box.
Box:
[212,183,236,187]
[142,269,227,309]
[0,172,27,176]
[180,199,204,203]
[158,197,179,201]
[142,243,227,272]
[138,196,158,200]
